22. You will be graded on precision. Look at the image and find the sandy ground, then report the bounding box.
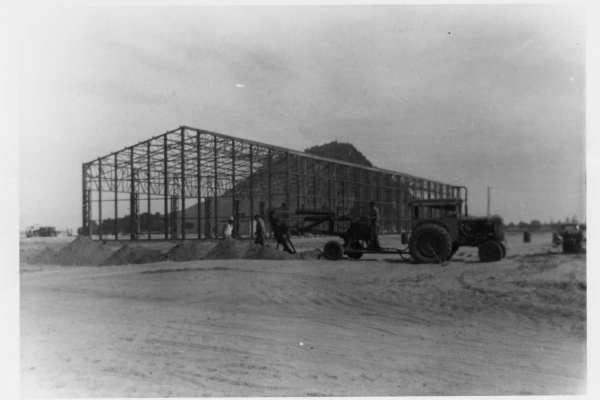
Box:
[20,232,586,397]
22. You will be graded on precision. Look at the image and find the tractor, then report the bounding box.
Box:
[407,187,506,263]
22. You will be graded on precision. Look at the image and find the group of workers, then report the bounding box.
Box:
[221,215,266,243]
[220,200,381,252]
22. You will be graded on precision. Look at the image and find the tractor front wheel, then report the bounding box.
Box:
[478,241,503,262]
[324,241,344,261]
[409,224,452,264]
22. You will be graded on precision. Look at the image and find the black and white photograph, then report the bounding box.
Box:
[3,0,597,398]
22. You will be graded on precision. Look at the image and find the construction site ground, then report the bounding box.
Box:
[20,232,586,396]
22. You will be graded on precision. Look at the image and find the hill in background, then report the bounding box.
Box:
[304,141,373,167]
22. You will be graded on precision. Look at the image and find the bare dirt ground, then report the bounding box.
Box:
[20,232,586,397]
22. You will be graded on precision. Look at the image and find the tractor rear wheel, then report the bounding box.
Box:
[347,242,364,259]
[478,241,503,262]
[323,241,344,261]
[409,224,452,264]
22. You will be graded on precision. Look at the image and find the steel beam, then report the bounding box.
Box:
[147,142,151,240]
[163,135,169,239]
[114,154,118,240]
[197,132,202,239]
[181,128,186,240]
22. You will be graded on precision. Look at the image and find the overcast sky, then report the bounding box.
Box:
[17,3,587,230]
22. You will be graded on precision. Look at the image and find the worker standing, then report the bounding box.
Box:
[369,201,381,249]
[268,210,294,253]
[222,217,234,240]
[254,214,266,245]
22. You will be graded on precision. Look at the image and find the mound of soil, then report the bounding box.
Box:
[202,240,249,260]
[243,244,295,260]
[101,244,166,266]
[166,241,211,261]
[26,247,57,265]
[53,236,113,266]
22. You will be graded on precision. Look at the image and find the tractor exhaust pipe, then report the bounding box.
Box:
[455,186,468,217]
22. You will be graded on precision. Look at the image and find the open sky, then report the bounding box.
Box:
[16,2,587,231]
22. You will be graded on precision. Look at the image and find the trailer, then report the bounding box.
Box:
[292,209,412,261]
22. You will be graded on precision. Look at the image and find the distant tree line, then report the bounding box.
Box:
[504,215,584,231]
[78,212,194,236]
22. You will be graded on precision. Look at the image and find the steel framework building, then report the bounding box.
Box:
[82,125,460,240]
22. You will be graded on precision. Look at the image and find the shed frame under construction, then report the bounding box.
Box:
[82,126,460,241]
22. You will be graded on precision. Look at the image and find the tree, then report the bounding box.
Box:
[517,221,529,230]
[530,220,541,231]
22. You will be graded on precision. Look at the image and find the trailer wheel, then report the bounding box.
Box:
[478,241,503,262]
[324,241,344,261]
[409,224,452,264]
[347,242,364,259]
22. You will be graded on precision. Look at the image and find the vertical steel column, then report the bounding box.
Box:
[286,152,291,226]
[377,172,382,202]
[313,160,318,209]
[268,149,272,211]
[396,176,401,233]
[354,168,360,212]
[87,188,92,237]
[130,147,136,241]
[303,158,307,210]
[231,140,236,236]
[180,129,186,240]
[342,165,347,215]
[327,162,332,211]
[197,132,202,239]
[98,160,103,240]
[82,163,89,237]
[213,136,218,238]
[296,155,300,210]
[268,149,272,238]
[147,142,151,240]
[114,154,118,240]
[249,145,254,238]
[367,170,371,201]
[163,135,169,239]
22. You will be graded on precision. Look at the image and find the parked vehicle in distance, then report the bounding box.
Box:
[26,225,58,237]
[552,223,584,253]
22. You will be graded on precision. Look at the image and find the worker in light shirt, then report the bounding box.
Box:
[254,214,265,245]
[222,217,234,240]
[369,201,381,249]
